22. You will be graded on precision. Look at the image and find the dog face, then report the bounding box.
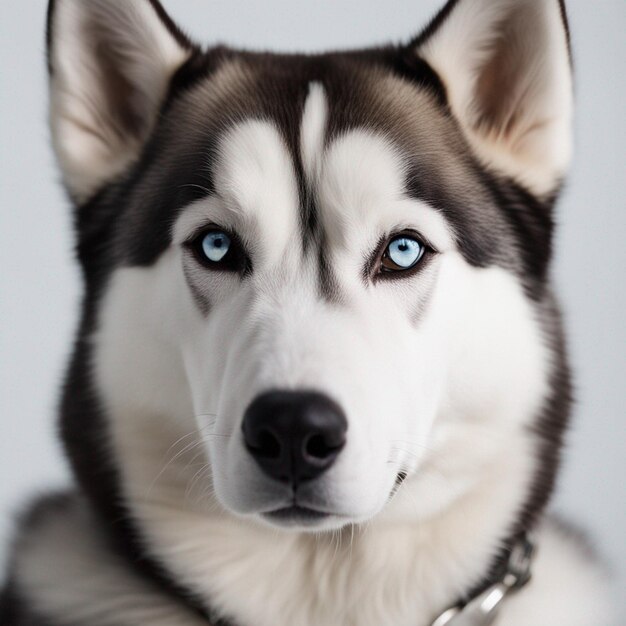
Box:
[48,0,572,533]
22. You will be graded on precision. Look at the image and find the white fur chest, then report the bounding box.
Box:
[13,496,614,626]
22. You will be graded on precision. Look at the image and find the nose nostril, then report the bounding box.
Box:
[305,434,341,460]
[252,429,282,459]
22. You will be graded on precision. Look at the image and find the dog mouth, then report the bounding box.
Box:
[259,472,409,529]
[262,505,338,527]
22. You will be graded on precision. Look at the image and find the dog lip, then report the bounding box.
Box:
[264,505,331,521]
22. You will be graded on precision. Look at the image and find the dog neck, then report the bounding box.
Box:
[103,503,536,626]
[122,528,536,626]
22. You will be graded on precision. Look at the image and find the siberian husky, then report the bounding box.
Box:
[0,0,615,624]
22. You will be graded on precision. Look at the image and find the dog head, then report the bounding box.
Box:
[48,0,572,533]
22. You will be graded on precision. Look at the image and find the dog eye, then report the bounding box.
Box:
[201,231,231,262]
[187,228,249,273]
[381,236,425,272]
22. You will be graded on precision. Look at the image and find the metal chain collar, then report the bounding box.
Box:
[430,536,535,626]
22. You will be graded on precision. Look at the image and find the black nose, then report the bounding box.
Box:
[242,390,347,486]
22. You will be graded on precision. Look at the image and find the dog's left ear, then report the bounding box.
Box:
[414,0,573,196]
[47,0,197,203]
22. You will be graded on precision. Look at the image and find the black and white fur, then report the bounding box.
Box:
[0,1,615,624]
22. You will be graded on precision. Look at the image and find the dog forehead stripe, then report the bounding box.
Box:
[300,81,328,182]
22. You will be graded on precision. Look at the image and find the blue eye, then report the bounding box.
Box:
[201,231,231,263]
[382,236,425,271]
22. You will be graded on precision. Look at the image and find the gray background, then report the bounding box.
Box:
[1,0,624,611]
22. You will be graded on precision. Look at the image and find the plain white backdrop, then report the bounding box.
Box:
[1,0,624,612]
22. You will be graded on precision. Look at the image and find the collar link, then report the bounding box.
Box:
[430,535,535,626]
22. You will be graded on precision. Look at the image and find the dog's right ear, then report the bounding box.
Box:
[47,0,196,203]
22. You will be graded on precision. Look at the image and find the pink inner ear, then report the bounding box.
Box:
[474,14,530,138]
[90,40,146,141]
[472,5,549,142]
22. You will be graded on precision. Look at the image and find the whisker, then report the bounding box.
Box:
[185,463,211,501]
[202,433,233,440]
[178,183,213,195]
[146,433,204,496]
[387,438,438,454]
